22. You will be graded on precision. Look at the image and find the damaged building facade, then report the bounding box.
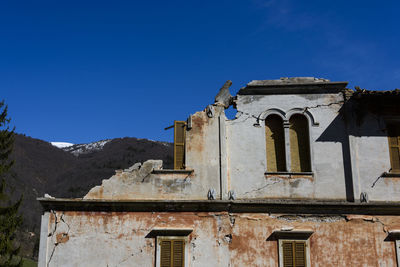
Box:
[38,78,400,266]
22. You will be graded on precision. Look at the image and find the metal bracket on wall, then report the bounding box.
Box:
[207,188,216,200]
[206,105,215,118]
[360,192,369,203]
[228,190,236,200]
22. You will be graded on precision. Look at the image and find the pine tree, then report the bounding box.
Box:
[0,100,22,267]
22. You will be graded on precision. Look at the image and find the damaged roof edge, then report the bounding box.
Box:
[238,80,348,95]
[37,198,400,215]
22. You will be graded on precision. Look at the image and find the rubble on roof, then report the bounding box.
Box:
[247,77,331,86]
[214,80,233,108]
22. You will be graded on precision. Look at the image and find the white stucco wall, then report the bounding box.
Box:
[226,93,348,200]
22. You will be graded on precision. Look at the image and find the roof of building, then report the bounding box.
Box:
[238,77,348,95]
[351,87,400,98]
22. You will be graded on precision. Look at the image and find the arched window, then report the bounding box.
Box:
[289,114,311,172]
[265,115,286,172]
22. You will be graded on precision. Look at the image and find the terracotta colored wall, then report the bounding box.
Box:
[43,211,399,267]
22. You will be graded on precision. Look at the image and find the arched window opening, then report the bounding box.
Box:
[289,114,311,172]
[265,115,286,172]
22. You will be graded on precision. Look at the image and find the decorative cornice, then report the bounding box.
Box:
[238,82,348,95]
[38,198,400,215]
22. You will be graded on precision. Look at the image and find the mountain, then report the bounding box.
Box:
[4,134,173,261]
[50,142,74,148]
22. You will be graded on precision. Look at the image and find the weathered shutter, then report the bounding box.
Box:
[160,240,172,267]
[294,242,306,267]
[289,115,311,172]
[174,121,186,170]
[388,124,400,172]
[282,241,294,267]
[266,115,286,172]
[172,240,184,267]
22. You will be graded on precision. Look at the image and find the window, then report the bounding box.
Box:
[148,229,191,267]
[266,115,286,172]
[280,240,307,267]
[387,123,400,173]
[174,121,186,170]
[289,114,311,172]
[159,238,184,267]
[265,112,312,173]
[386,230,400,266]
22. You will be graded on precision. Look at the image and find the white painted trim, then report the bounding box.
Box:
[396,240,400,267]
[286,108,319,127]
[259,108,286,121]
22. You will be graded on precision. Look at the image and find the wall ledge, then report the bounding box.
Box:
[152,169,194,174]
[38,198,400,215]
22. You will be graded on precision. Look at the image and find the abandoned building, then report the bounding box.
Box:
[38,77,400,266]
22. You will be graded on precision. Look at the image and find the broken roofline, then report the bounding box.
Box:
[37,198,400,215]
[238,81,349,95]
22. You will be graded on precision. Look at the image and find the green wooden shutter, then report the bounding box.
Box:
[174,121,186,170]
[282,241,294,267]
[160,240,171,267]
[266,115,286,172]
[388,124,400,173]
[172,240,184,267]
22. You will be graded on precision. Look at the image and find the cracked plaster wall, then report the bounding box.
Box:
[347,112,400,201]
[82,88,399,203]
[84,159,210,200]
[227,93,347,200]
[41,211,400,267]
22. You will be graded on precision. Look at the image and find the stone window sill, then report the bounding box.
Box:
[152,169,194,174]
[265,171,314,177]
[381,172,400,178]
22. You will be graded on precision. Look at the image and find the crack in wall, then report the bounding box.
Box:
[243,180,281,195]
[116,248,144,266]
[47,211,71,267]
[270,214,346,223]
[229,99,345,125]
[47,210,58,267]
[303,101,344,112]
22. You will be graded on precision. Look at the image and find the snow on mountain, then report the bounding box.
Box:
[62,139,111,156]
[51,142,74,148]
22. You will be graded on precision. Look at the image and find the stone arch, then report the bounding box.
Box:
[259,108,287,122]
[286,108,319,127]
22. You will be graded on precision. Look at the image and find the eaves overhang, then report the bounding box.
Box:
[238,81,348,95]
[38,198,400,215]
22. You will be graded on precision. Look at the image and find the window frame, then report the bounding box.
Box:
[288,114,312,173]
[174,121,186,170]
[278,238,311,267]
[265,114,287,172]
[156,236,189,267]
[386,121,400,174]
[262,109,315,175]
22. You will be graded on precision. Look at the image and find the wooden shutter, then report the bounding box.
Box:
[289,115,311,172]
[282,241,294,267]
[174,121,186,170]
[172,240,184,267]
[160,240,172,267]
[282,241,306,267]
[388,124,400,173]
[294,242,306,267]
[160,239,185,267]
[266,115,286,172]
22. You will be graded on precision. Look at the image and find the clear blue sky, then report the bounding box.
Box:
[1,0,399,144]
